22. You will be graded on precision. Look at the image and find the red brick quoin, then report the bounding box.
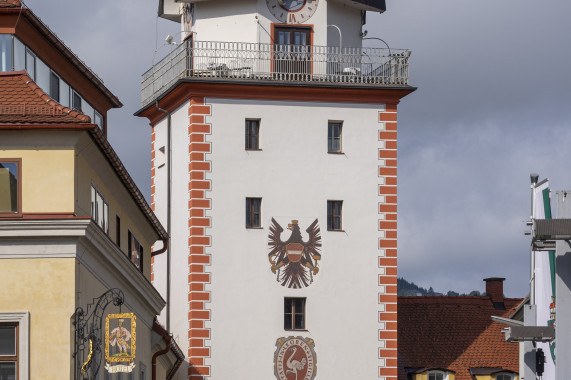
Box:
[188,97,212,379]
[378,104,398,380]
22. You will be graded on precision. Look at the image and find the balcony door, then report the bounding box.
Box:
[273,26,312,77]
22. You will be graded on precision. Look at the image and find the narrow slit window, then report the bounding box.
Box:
[327,200,343,231]
[328,122,342,153]
[128,231,144,273]
[245,119,260,150]
[246,197,261,228]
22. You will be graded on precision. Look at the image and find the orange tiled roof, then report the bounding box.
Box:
[0,0,21,8]
[0,71,91,124]
[398,296,522,380]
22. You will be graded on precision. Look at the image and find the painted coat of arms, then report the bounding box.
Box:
[105,313,136,373]
[274,336,317,380]
[268,219,322,288]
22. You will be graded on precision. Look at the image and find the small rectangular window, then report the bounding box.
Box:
[50,71,60,102]
[91,185,109,234]
[245,119,260,150]
[0,35,13,72]
[0,323,18,379]
[328,122,342,153]
[246,197,261,228]
[25,49,36,81]
[72,91,82,112]
[94,111,104,130]
[284,298,306,330]
[128,231,144,273]
[327,200,342,231]
[116,215,121,247]
[0,159,21,216]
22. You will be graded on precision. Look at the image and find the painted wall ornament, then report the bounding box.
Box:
[105,313,136,374]
[274,336,317,380]
[268,218,322,288]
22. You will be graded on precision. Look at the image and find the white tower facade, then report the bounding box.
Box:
[138,1,414,379]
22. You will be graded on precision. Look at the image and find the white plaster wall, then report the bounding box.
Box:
[151,100,191,369]
[192,0,363,49]
[202,98,383,379]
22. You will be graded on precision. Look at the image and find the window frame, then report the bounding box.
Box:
[0,322,18,379]
[90,185,109,234]
[328,121,343,153]
[284,297,306,331]
[49,70,60,102]
[245,119,261,150]
[495,374,514,380]
[327,200,343,231]
[0,312,29,380]
[245,197,262,228]
[72,90,82,112]
[25,48,36,81]
[428,371,447,380]
[128,230,144,273]
[116,214,121,248]
[0,158,22,218]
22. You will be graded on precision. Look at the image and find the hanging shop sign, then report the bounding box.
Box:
[105,313,137,373]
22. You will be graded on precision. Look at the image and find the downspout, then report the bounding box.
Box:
[156,99,172,332]
[152,335,172,380]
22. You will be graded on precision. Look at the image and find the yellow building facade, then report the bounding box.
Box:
[0,1,182,379]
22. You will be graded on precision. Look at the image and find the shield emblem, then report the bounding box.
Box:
[286,243,303,263]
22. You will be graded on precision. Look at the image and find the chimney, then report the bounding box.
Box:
[484,277,505,310]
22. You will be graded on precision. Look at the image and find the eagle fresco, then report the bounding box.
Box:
[268,218,322,289]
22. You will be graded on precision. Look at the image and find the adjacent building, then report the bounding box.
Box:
[138,0,414,379]
[0,1,182,379]
[398,278,522,380]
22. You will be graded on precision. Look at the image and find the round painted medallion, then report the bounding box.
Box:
[274,337,317,380]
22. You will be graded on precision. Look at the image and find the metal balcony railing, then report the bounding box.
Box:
[141,40,411,107]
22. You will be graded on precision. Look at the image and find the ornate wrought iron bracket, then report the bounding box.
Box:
[73,289,125,380]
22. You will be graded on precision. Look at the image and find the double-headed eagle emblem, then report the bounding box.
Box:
[268,218,322,288]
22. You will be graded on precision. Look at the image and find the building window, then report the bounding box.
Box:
[0,312,28,380]
[496,374,514,380]
[0,159,21,216]
[91,185,109,234]
[284,297,306,330]
[25,49,35,81]
[0,323,18,379]
[94,111,104,130]
[50,71,60,102]
[116,215,121,248]
[0,34,12,72]
[246,197,261,228]
[72,91,82,112]
[428,371,446,380]
[328,122,342,153]
[245,119,260,150]
[128,231,143,273]
[327,200,342,231]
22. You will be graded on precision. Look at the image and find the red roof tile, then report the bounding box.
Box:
[0,0,21,8]
[398,296,523,380]
[0,71,91,124]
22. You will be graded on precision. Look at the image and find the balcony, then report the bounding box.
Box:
[141,40,411,107]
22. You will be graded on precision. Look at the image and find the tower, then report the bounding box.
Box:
[137,1,414,379]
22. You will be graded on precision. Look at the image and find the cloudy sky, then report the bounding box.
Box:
[23,0,571,297]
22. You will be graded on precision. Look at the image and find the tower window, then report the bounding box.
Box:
[328,122,342,153]
[327,200,343,231]
[245,119,260,150]
[284,297,306,330]
[246,197,261,228]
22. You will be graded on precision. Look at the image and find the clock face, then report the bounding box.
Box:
[266,0,319,24]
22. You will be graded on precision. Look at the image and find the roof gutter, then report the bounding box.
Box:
[152,319,184,380]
